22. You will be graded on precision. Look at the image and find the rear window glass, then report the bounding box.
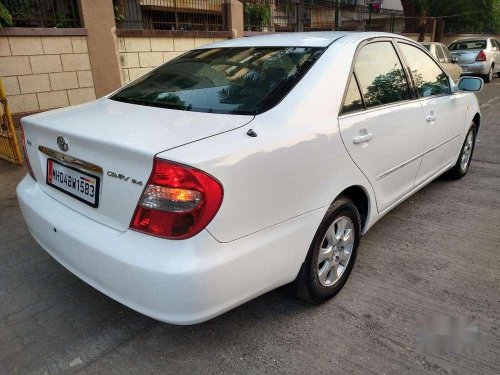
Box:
[449,40,487,50]
[111,47,324,115]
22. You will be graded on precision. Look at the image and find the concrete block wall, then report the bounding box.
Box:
[117,36,228,84]
[0,36,96,114]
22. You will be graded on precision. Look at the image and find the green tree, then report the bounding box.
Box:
[401,0,500,41]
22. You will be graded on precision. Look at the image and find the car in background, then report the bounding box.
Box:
[448,37,500,83]
[421,42,463,82]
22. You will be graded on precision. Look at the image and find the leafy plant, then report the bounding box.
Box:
[11,0,35,22]
[0,1,13,29]
[52,14,73,28]
[114,5,125,22]
[244,2,271,29]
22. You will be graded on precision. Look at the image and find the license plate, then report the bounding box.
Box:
[46,158,100,208]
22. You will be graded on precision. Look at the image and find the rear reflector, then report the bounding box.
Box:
[130,158,223,239]
[476,50,487,62]
[20,124,36,181]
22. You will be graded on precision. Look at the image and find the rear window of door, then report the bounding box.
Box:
[341,75,364,114]
[398,43,451,98]
[442,46,453,63]
[354,41,411,108]
[435,45,446,63]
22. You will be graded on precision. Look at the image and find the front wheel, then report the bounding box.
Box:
[447,125,476,179]
[293,197,361,304]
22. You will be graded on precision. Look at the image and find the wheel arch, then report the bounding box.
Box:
[473,112,481,132]
[336,185,371,232]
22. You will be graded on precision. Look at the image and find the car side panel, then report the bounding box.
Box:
[339,102,425,213]
[156,43,377,243]
[159,117,374,243]
[416,93,467,184]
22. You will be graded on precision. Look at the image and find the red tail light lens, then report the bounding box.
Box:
[20,123,36,181]
[476,50,486,61]
[130,158,223,239]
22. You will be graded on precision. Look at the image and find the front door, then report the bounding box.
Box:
[338,41,425,213]
[397,42,466,185]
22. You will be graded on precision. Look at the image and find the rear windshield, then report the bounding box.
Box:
[111,47,324,115]
[449,40,487,51]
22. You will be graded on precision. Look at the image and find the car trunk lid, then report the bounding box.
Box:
[22,98,253,231]
[451,50,483,64]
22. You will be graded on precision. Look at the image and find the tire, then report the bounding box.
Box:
[483,66,493,83]
[447,125,476,180]
[293,196,361,304]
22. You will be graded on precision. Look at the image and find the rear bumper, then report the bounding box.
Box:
[17,176,322,324]
[460,61,490,76]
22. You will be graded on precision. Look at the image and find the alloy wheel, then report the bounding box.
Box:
[460,131,474,172]
[317,216,354,287]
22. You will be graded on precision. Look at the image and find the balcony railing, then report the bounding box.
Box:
[114,0,225,31]
[3,0,80,28]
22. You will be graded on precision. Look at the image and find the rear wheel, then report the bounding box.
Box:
[447,125,476,180]
[293,197,361,304]
[484,65,494,83]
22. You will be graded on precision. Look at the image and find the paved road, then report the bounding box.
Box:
[1,82,499,375]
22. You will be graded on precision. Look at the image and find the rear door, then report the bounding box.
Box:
[396,42,465,185]
[338,40,425,213]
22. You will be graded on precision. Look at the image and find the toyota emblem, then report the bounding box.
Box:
[57,136,69,152]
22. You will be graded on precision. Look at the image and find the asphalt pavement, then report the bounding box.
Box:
[0,81,499,375]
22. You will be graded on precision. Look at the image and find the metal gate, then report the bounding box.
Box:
[242,0,406,33]
[0,79,23,166]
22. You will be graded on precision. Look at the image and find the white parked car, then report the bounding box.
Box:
[421,42,463,82]
[17,32,482,325]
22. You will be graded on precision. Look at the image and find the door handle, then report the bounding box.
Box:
[353,132,373,144]
[426,112,437,122]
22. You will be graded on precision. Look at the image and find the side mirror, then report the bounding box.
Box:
[457,76,484,92]
[452,56,459,64]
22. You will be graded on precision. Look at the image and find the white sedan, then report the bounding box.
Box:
[17,32,482,324]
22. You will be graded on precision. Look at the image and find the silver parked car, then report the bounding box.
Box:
[421,42,463,82]
[448,37,500,83]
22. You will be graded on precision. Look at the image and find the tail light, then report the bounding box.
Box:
[20,123,36,181]
[130,158,223,240]
[476,50,486,61]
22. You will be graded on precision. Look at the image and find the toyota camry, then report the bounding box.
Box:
[17,32,482,324]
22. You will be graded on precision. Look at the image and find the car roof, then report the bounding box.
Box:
[450,37,489,43]
[197,31,413,49]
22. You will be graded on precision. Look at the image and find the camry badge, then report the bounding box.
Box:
[56,136,69,152]
[107,171,143,186]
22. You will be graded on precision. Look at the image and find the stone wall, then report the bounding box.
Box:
[0,35,96,114]
[117,36,228,84]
